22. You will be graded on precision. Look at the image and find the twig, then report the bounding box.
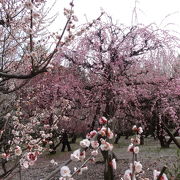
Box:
[71,154,94,177]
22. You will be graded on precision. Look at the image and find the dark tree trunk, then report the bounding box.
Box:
[102,151,114,180]
[158,135,169,148]
[70,134,77,144]
[89,104,101,131]
[156,122,169,148]
[161,121,180,149]
[140,134,144,145]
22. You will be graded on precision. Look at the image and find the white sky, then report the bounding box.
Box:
[47,0,180,35]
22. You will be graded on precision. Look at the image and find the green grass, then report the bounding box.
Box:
[42,136,179,161]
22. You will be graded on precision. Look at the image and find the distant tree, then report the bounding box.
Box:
[56,17,180,147]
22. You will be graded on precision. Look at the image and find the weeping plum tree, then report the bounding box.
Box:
[56,17,180,148]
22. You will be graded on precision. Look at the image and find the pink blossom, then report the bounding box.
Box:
[26,152,37,162]
[91,141,99,149]
[1,153,10,160]
[107,130,114,139]
[99,116,107,124]
[98,126,107,136]
[131,137,140,145]
[79,151,86,161]
[91,150,98,156]
[127,143,134,152]
[86,130,97,139]
[98,127,114,139]
[100,141,113,151]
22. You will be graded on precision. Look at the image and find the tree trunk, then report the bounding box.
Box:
[70,134,77,144]
[102,151,114,180]
[167,128,180,146]
[161,122,180,149]
[158,135,169,148]
[156,117,169,148]
[140,134,144,145]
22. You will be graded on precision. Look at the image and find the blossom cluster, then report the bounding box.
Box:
[0,106,61,170]
[123,125,168,180]
[59,116,116,179]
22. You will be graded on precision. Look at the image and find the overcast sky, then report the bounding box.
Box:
[47,0,180,35]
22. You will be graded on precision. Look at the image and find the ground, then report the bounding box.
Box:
[4,137,180,180]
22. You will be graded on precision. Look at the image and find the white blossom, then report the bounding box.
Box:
[80,139,90,148]
[153,170,168,180]
[99,116,107,124]
[111,159,117,170]
[50,159,58,166]
[70,149,80,162]
[134,161,142,173]
[22,161,29,169]
[74,166,88,175]
[134,146,139,154]
[60,166,71,177]
[124,169,134,180]
[138,127,143,134]
[15,146,22,156]
[72,15,78,22]
[132,125,137,131]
